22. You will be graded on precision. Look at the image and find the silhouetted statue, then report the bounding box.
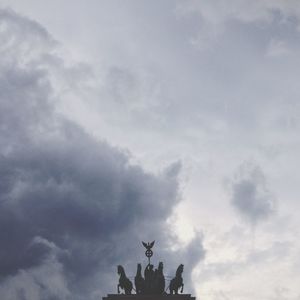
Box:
[115,242,187,296]
[153,262,165,294]
[117,265,133,295]
[134,263,145,294]
[144,263,155,293]
[169,264,184,294]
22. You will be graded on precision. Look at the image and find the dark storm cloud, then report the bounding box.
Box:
[230,163,276,225]
[0,8,204,300]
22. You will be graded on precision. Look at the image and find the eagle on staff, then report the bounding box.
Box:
[142,241,155,264]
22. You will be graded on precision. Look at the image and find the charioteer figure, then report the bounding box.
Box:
[144,263,155,293]
[153,262,165,294]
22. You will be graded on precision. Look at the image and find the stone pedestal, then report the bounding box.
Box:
[103,295,196,300]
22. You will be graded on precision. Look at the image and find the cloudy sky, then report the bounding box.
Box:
[0,1,300,300]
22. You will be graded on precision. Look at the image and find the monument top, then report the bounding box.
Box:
[113,241,189,297]
[103,294,196,300]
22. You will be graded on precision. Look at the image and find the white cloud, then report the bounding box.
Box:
[177,0,300,50]
[267,39,290,57]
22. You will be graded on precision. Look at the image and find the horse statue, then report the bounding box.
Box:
[117,265,133,295]
[134,263,145,294]
[154,262,165,294]
[169,264,184,294]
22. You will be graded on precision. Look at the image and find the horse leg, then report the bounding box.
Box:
[169,285,173,295]
[173,286,177,294]
[181,283,184,293]
[126,287,131,295]
[118,284,120,294]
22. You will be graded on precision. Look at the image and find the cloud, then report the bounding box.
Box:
[0,253,70,300]
[194,223,296,300]
[177,0,300,50]
[0,8,205,300]
[230,162,276,225]
[178,0,300,27]
[177,232,205,294]
[267,39,290,57]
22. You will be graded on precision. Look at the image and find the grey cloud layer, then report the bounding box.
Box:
[0,9,204,300]
[230,163,276,225]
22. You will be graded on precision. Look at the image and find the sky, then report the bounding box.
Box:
[0,1,299,300]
